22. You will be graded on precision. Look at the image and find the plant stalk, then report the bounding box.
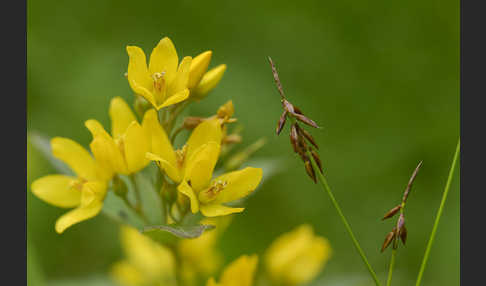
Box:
[386,249,397,286]
[308,153,382,286]
[415,139,460,286]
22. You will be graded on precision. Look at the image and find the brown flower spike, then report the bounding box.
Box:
[381,161,422,252]
[268,56,322,183]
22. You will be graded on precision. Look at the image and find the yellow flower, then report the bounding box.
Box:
[126,37,193,110]
[145,113,223,183]
[189,50,227,99]
[85,97,151,175]
[30,137,111,233]
[206,255,258,286]
[111,226,176,286]
[146,103,262,217]
[178,216,233,285]
[264,224,332,286]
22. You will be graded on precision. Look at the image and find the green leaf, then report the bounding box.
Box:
[101,191,145,229]
[28,131,73,175]
[132,170,164,225]
[143,224,215,245]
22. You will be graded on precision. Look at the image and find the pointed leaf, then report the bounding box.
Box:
[142,224,215,245]
[28,131,73,175]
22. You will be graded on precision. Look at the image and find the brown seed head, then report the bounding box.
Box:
[399,225,408,245]
[268,56,286,100]
[402,160,423,204]
[381,229,396,252]
[304,160,317,183]
[310,149,323,174]
[294,113,320,129]
[382,205,402,221]
[276,110,288,135]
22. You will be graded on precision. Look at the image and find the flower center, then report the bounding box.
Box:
[70,178,88,191]
[198,180,227,204]
[176,145,187,169]
[152,72,166,93]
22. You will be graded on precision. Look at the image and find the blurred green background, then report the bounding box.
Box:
[27,0,459,285]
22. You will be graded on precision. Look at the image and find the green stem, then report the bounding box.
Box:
[308,153,382,286]
[129,174,149,224]
[415,139,460,286]
[386,249,397,286]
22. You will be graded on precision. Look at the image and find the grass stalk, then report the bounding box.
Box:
[415,139,460,286]
[308,152,382,286]
[386,249,397,286]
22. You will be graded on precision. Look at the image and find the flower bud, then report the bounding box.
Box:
[183,117,205,129]
[188,50,212,89]
[133,95,151,119]
[192,64,227,99]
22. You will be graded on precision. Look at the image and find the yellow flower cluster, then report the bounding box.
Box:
[112,224,331,286]
[30,37,262,233]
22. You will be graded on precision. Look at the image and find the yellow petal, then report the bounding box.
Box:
[111,260,145,286]
[211,167,263,204]
[31,175,81,208]
[124,121,150,173]
[55,182,106,234]
[142,109,177,168]
[148,37,179,83]
[146,152,181,183]
[127,45,153,92]
[90,136,128,176]
[51,137,97,181]
[177,180,199,213]
[220,255,258,286]
[200,204,244,217]
[168,56,192,96]
[185,142,220,191]
[120,225,176,280]
[109,97,138,139]
[193,64,227,97]
[130,81,157,109]
[158,88,190,109]
[185,118,223,163]
[264,225,331,286]
[85,119,111,139]
[188,51,212,89]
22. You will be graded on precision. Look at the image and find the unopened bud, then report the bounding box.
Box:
[183,117,205,129]
[133,95,151,119]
